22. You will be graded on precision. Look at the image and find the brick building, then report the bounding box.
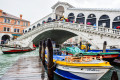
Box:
[0,9,30,44]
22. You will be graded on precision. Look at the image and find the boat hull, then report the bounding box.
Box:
[55,65,110,80]
[1,47,35,54]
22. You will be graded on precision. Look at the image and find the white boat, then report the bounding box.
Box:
[45,54,112,80]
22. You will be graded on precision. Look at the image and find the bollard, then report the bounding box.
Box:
[85,41,88,52]
[103,41,107,53]
[39,41,42,59]
[111,70,118,80]
[47,38,54,80]
[80,41,82,49]
[42,40,46,66]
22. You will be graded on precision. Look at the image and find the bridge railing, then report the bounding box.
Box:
[16,21,120,41]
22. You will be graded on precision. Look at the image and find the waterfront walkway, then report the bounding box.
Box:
[1,56,47,80]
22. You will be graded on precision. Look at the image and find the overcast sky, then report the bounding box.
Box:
[0,0,120,24]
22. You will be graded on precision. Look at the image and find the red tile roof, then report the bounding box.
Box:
[1,12,30,22]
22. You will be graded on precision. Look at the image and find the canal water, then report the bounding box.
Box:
[0,48,120,80]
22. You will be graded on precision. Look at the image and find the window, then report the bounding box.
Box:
[26,22,28,26]
[14,20,16,24]
[4,27,6,31]
[17,29,19,33]
[17,21,20,25]
[8,19,10,23]
[23,22,25,26]
[14,29,16,32]
[7,28,9,32]
[4,18,7,23]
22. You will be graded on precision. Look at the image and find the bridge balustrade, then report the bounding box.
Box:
[18,21,120,41]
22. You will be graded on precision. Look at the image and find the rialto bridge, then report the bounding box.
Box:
[9,2,120,49]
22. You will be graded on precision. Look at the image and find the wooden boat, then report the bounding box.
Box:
[45,53,112,80]
[65,47,120,61]
[0,44,36,54]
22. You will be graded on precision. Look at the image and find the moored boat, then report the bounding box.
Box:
[0,44,36,54]
[45,54,112,80]
[65,47,120,61]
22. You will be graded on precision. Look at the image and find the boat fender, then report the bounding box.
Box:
[53,62,57,71]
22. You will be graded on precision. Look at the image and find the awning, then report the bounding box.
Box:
[12,34,21,36]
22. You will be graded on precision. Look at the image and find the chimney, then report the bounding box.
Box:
[0,10,3,16]
[20,14,22,20]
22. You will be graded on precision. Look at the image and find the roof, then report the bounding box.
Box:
[68,8,120,12]
[51,1,74,9]
[0,11,30,22]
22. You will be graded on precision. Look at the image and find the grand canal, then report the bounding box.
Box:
[0,48,120,80]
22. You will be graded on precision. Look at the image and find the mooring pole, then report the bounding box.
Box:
[80,41,82,49]
[42,40,46,66]
[103,41,107,53]
[111,70,118,80]
[47,38,54,80]
[85,41,88,52]
[39,41,42,59]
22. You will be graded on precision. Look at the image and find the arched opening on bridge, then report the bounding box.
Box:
[76,13,85,24]
[42,20,46,24]
[37,23,40,27]
[55,6,64,19]
[25,30,27,33]
[98,15,110,28]
[68,13,75,22]
[32,30,77,46]
[28,28,31,32]
[87,14,96,26]
[112,16,120,29]
[1,35,10,44]
[47,17,52,22]
[32,26,35,30]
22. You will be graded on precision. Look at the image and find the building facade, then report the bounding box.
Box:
[0,9,30,44]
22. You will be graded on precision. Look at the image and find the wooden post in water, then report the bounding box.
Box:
[85,41,88,52]
[39,41,42,59]
[42,40,46,66]
[111,70,118,80]
[80,41,82,49]
[47,38,54,80]
[103,41,107,53]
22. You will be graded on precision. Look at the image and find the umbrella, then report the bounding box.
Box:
[87,22,91,25]
[116,26,120,29]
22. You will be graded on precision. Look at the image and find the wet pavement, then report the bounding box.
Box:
[1,56,47,80]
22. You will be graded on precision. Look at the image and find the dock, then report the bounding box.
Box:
[1,56,47,80]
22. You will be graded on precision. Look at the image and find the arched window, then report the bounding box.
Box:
[112,16,120,29]
[29,28,31,31]
[47,17,52,22]
[98,15,110,28]
[76,13,85,24]
[37,23,40,27]
[32,26,35,29]
[68,13,75,22]
[87,14,96,25]
[25,30,27,33]
[42,20,45,24]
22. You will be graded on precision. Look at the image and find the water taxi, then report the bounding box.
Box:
[45,51,112,80]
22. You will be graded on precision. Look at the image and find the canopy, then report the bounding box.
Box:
[12,34,21,36]
[66,47,83,54]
